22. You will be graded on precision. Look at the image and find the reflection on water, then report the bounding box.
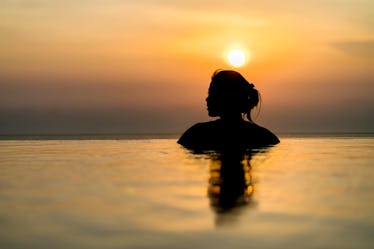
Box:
[207,151,255,226]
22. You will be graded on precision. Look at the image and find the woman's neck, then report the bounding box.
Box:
[219,113,244,123]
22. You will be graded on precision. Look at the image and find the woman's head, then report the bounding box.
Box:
[206,70,260,121]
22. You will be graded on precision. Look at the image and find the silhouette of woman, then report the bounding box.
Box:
[178,70,279,151]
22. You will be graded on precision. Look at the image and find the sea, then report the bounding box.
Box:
[0,133,373,249]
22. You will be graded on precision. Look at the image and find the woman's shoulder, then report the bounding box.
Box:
[243,122,280,145]
[177,121,219,148]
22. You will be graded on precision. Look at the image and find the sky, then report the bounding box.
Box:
[0,0,373,134]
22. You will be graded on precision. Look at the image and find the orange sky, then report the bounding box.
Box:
[0,0,373,133]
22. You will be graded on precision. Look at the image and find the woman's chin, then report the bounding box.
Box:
[208,111,219,117]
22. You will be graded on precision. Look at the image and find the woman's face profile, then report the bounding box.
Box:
[206,80,237,117]
[206,82,220,117]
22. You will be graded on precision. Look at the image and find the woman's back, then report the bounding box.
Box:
[178,119,279,151]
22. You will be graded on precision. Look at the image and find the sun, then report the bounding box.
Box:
[227,49,246,67]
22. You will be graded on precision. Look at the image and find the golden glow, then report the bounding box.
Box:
[0,1,373,132]
[227,49,246,67]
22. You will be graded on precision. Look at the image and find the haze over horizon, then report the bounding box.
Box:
[1,0,373,134]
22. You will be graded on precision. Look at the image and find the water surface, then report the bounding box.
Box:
[0,135,373,249]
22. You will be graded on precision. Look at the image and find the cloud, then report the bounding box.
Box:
[0,107,205,134]
[332,40,374,59]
